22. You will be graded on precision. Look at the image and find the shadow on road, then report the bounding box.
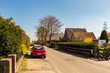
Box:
[52,48,92,59]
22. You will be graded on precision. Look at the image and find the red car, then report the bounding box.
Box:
[31,45,46,58]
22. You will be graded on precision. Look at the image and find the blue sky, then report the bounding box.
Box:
[0,0,110,40]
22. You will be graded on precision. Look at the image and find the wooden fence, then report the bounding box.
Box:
[58,46,94,56]
[58,46,110,60]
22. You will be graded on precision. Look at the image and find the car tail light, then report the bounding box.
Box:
[43,51,46,54]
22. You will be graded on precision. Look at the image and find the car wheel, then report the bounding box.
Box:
[42,56,46,58]
[44,56,46,58]
[31,54,33,58]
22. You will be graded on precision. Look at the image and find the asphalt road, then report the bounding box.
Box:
[46,46,110,73]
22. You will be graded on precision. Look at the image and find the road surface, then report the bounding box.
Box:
[19,46,110,73]
[46,46,110,73]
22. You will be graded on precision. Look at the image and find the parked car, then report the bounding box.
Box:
[31,45,46,58]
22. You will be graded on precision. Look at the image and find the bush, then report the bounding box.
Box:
[0,16,30,60]
[20,44,27,55]
[36,40,45,45]
[50,42,98,49]
[0,56,6,60]
[83,38,93,43]
[50,42,98,56]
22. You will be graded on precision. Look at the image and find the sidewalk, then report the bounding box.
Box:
[19,57,59,73]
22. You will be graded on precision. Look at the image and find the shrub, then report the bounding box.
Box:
[0,56,6,60]
[51,42,98,49]
[36,40,45,45]
[50,42,98,56]
[20,44,27,55]
[83,37,93,43]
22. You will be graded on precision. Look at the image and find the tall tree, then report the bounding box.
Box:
[100,30,108,43]
[39,15,63,42]
[36,26,46,42]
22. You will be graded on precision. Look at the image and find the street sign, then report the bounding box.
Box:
[98,40,106,47]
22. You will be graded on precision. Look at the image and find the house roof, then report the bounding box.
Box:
[73,32,96,40]
[64,28,87,40]
[86,32,96,40]
[62,28,97,41]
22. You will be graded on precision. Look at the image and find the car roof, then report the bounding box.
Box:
[34,45,44,47]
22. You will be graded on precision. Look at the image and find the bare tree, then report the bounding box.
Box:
[40,15,63,42]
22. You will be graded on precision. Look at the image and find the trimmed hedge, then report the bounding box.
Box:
[50,42,98,49]
[50,42,98,56]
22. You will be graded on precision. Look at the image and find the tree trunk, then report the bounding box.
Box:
[44,32,47,45]
[49,34,52,43]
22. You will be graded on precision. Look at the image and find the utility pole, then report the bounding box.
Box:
[103,21,108,30]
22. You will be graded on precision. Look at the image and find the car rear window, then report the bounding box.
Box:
[34,47,44,50]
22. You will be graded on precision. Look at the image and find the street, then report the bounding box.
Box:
[20,46,110,73]
[1,1,110,73]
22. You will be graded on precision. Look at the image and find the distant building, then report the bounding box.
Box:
[46,33,64,41]
[51,33,64,41]
[62,28,97,42]
[46,36,50,41]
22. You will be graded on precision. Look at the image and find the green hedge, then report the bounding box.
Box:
[0,56,6,60]
[50,42,98,49]
[50,42,98,56]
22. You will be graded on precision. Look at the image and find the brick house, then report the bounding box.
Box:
[62,28,96,42]
[46,33,64,41]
